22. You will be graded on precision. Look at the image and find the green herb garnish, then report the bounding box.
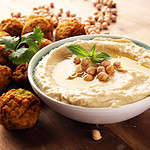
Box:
[67,44,110,63]
[0,26,44,64]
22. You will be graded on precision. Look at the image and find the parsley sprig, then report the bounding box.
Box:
[67,44,110,63]
[0,26,44,64]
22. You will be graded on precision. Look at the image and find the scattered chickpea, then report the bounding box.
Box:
[101,60,111,67]
[50,2,54,8]
[97,72,109,81]
[102,22,108,29]
[111,15,117,22]
[71,14,76,17]
[92,129,102,141]
[107,0,113,8]
[111,8,117,15]
[86,66,97,75]
[96,4,102,11]
[83,74,94,81]
[73,56,81,65]
[106,65,114,75]
[66,10,71,17]
[97,66,105,74]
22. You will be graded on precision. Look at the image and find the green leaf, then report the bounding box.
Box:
[9,48,34,65]
[88,44,96,62]
[67,45,89,58]
[93,52,111,63]
[0,36,19,51]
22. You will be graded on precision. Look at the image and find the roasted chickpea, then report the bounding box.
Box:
[97,72,109,81]
[113,61,121,69]
[92,129,102,141]
[101,60,111,67]
[106,65,115,75]
[83,74,94,81]
[81,57,90,70]
[73,56,81,65]
[97,66,105,74]
[86,66,97,75]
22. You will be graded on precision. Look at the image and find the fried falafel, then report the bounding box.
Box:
[55,19,85,41]
[39,38,52,49]
[12,64,28,86]
[0,45,14,66]
[0,31,10,37]
[0,88,41,130]
[0,65,12,93]
[22,15,54,40]
[0,18,24,36]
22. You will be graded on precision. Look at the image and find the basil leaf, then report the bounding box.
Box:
[94,52,111,63]
[67,45,89,58]
[88,44,96,62]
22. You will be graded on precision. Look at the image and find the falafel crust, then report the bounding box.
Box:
[0,65,12,93]
[22,15,54,40]
[39,38,52,49]
[12,64,28,85]
[55,19,85,41]
[0,89,41,130]
[0,18,24,36]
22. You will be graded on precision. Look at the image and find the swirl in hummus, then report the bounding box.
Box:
[34,37,150,108]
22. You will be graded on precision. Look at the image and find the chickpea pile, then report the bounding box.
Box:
[70,56,126,82]
[11,0,117,35]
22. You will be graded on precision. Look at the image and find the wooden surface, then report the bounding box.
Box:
[1,0,150,150]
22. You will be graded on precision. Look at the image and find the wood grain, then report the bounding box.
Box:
[0,0,150,150]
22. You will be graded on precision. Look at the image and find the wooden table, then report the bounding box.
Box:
[0,0,150,150]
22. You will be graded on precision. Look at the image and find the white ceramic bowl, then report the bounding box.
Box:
[28,35,150,124]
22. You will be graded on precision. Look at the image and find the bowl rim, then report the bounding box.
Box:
[28,34,150,111]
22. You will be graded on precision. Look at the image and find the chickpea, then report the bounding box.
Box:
[111,15,117,22]
[50,2,54,8]
[96,4,102,11]
[101,60,111,67]
[83,74,94,81]
[86,66,97,75]
[111,8,117,15]
[97,66,105,74]
[81,57,90,67]
[107,0,113,8]
[113,61,121,69]
[92,129,102,141]
[66,10,70,17]
[102,22,108,29]
[106,65,115,75]
[73,56,81,65]
[97,72,109,81]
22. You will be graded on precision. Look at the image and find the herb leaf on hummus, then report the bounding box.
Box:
[67,44,111,63]
[67,45,89,58]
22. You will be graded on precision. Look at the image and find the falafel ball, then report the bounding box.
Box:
[39,38,52,49]
[22,15,54,40]
[0,65,12,93]
[12,64,28,86]
[55,19,85,41]
[0,31,10,37]
[0,18,24,36]
[0,89,41,130]
[0,45,14,66]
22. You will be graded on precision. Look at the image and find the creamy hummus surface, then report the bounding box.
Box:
[34,38,150,108]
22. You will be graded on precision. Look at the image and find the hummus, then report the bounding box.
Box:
[34,38,150,108]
